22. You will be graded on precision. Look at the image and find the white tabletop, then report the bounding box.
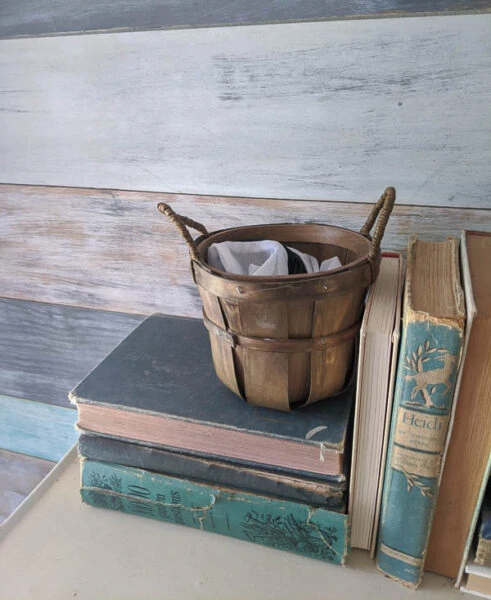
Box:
[0,447,468,600]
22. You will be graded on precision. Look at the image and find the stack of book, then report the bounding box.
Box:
[70,252,404,566]
[71,313,357,564]
[70,230,491,589]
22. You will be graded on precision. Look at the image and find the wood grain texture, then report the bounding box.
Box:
[308,289,364,404]
[0,395,78,461]
[1,185,490,317]
[199,290,243,399]
[2,0,490,39]
[1,16,491,207]
[0,449,54,525]
[0,298,143,408]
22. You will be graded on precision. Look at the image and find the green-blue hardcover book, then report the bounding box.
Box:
[376,237,466,588]
[81,459,350,564]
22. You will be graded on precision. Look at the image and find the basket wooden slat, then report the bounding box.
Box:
[288,299,314,404]
[199,290,243,400]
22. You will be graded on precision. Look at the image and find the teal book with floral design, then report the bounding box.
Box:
[376,237,466,588]
[81,458,349,564]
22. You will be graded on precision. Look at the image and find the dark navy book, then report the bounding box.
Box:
[70,314,355,477]
[78,432,347,511]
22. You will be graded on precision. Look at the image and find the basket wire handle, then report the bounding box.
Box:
[157,203,208,263]
[360,186,396,262]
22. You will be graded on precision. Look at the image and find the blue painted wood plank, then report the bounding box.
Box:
[1,0,490,39]
[0,298,143,408]
[0,395,77,462]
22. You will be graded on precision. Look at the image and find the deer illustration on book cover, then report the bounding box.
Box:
[377,321,463,587]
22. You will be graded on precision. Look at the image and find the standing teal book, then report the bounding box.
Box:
[376,237,466,588]
[81,459,349,564]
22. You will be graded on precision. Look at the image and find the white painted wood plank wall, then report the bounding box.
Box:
[1,6,489,526]
[1,15,490,208]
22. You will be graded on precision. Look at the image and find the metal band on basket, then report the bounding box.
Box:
[202,314,361,353]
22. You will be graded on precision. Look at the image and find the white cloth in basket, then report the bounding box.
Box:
[207,241,341,276]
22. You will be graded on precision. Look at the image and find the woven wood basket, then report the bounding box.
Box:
[158,187,395,411]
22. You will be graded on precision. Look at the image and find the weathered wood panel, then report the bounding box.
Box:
[0,449,54,525]
[0,395,77,461]
[1,0,490,39]
[1,185,490,317]
[0,299,143,408]
[1,17,490,207]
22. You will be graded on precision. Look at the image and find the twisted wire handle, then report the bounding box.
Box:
[157,203,208,262]
[360,187,396,262]
[159,187,395,266]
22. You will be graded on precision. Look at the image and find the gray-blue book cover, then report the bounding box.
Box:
[71,314,355,477]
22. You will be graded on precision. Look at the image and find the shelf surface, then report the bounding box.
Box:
[0,446,470,600]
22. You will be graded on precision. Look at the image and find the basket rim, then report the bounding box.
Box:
[193,221,374,283]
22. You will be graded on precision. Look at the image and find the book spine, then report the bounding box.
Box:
[376,318,464,588]
[81,459,349,564]
[475,539,491,567]
[457,456,491,585]
[476,487,491,566]
[76,429,347,483]
[78,434,345,511]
